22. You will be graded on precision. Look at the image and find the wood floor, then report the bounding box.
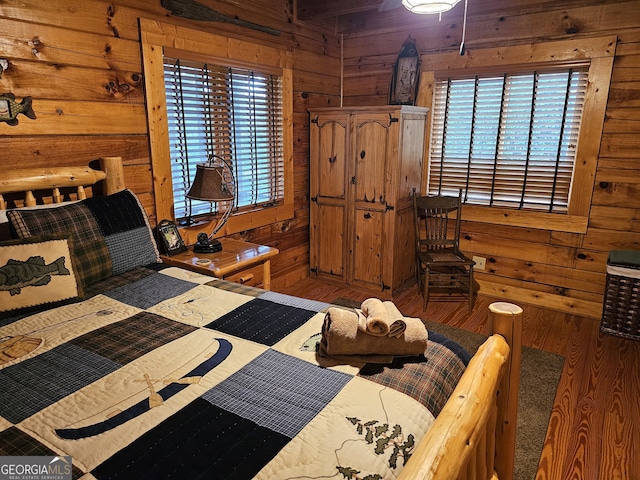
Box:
[276,277,640,480]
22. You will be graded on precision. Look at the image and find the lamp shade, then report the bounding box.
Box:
[402,0,461,14]
[186,163,234,202]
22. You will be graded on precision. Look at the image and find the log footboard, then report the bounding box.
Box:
[399,302,523,480]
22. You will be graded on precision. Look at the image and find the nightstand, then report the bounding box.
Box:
[161,238,279,290]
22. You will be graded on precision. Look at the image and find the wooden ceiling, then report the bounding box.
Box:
[296,0,393,21]
[294,0,460,35]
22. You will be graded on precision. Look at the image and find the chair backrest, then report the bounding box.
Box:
[413,190,463,253]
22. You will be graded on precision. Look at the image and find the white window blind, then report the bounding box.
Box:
[164,57,285,221]
[429,68,588,213]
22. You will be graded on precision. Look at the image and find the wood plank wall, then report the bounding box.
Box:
[0,0,343,289]
[3,0,639,318]
[338,0,640,318]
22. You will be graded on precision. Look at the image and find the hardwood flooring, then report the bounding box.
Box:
[276,277,640,480]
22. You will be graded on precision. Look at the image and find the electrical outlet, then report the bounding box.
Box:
[473,256,486,270]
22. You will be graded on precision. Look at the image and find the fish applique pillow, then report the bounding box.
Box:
[0,235,82,317]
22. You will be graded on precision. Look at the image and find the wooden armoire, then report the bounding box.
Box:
[309,105,429,297]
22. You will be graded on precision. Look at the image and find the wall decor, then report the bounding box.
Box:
[0,93,36,126]
[389,37,420,105]
[160,0,280,36]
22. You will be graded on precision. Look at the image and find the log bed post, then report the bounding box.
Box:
[98,156,126,194]
[397,302,522,480]
[489,301,523,480]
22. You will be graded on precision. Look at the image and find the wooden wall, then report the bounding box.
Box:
[0,0,343,289]
[4,0,639,317]
[338,0,640,318]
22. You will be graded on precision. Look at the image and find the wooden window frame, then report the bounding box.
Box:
[140,19,294,244]
[163,57,285,220]
[416,36,616,234]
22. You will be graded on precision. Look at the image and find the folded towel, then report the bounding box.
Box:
[383,301,407,338]
[319,307,394,364]
[319,306,428,364]
[359,298,407,337]
[360,298,389,336]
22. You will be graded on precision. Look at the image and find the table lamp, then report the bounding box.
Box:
[186,154,235,253]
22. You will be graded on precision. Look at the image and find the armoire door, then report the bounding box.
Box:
[349,113,397,291]
[309,114,349,281]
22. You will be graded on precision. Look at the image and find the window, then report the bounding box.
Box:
[418,36,614,233]
[164,58,285,221]
[140,19,294,242]
[429,68,588,213]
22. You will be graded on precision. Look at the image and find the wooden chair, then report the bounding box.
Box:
[413,190,476,311]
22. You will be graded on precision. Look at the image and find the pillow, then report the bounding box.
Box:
[0,235,82,314]
[6,190,160,288]
[1,201,79,224]
[1,201,83,244]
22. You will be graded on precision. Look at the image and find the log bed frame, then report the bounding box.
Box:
[0,157,523,480]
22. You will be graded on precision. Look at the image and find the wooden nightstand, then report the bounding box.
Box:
[161,238,279,290]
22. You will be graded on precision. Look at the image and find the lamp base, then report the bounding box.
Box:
[193,238,222,253]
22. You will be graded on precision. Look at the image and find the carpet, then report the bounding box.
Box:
[331,298,565,480]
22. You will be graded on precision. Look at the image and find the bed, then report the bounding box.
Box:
[0,157,522,480]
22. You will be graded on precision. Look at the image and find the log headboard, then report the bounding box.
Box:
[0,156,125,241]
[0,156,125,210]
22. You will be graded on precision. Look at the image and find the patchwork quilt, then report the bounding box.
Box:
[0,265,469,479]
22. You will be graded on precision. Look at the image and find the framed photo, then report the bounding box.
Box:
[156,219,188,256]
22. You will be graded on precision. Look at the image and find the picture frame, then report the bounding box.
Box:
[156,219,188,256]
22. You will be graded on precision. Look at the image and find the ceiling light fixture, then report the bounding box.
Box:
[401,0,461,14]
[401,0,469,55]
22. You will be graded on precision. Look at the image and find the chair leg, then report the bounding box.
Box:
[468,267,474,312]
[423,269,430,311]
[416,259,423,293]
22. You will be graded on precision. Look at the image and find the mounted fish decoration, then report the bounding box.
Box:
[0,93,36,126]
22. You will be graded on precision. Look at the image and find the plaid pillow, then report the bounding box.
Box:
[7,190,160,288]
